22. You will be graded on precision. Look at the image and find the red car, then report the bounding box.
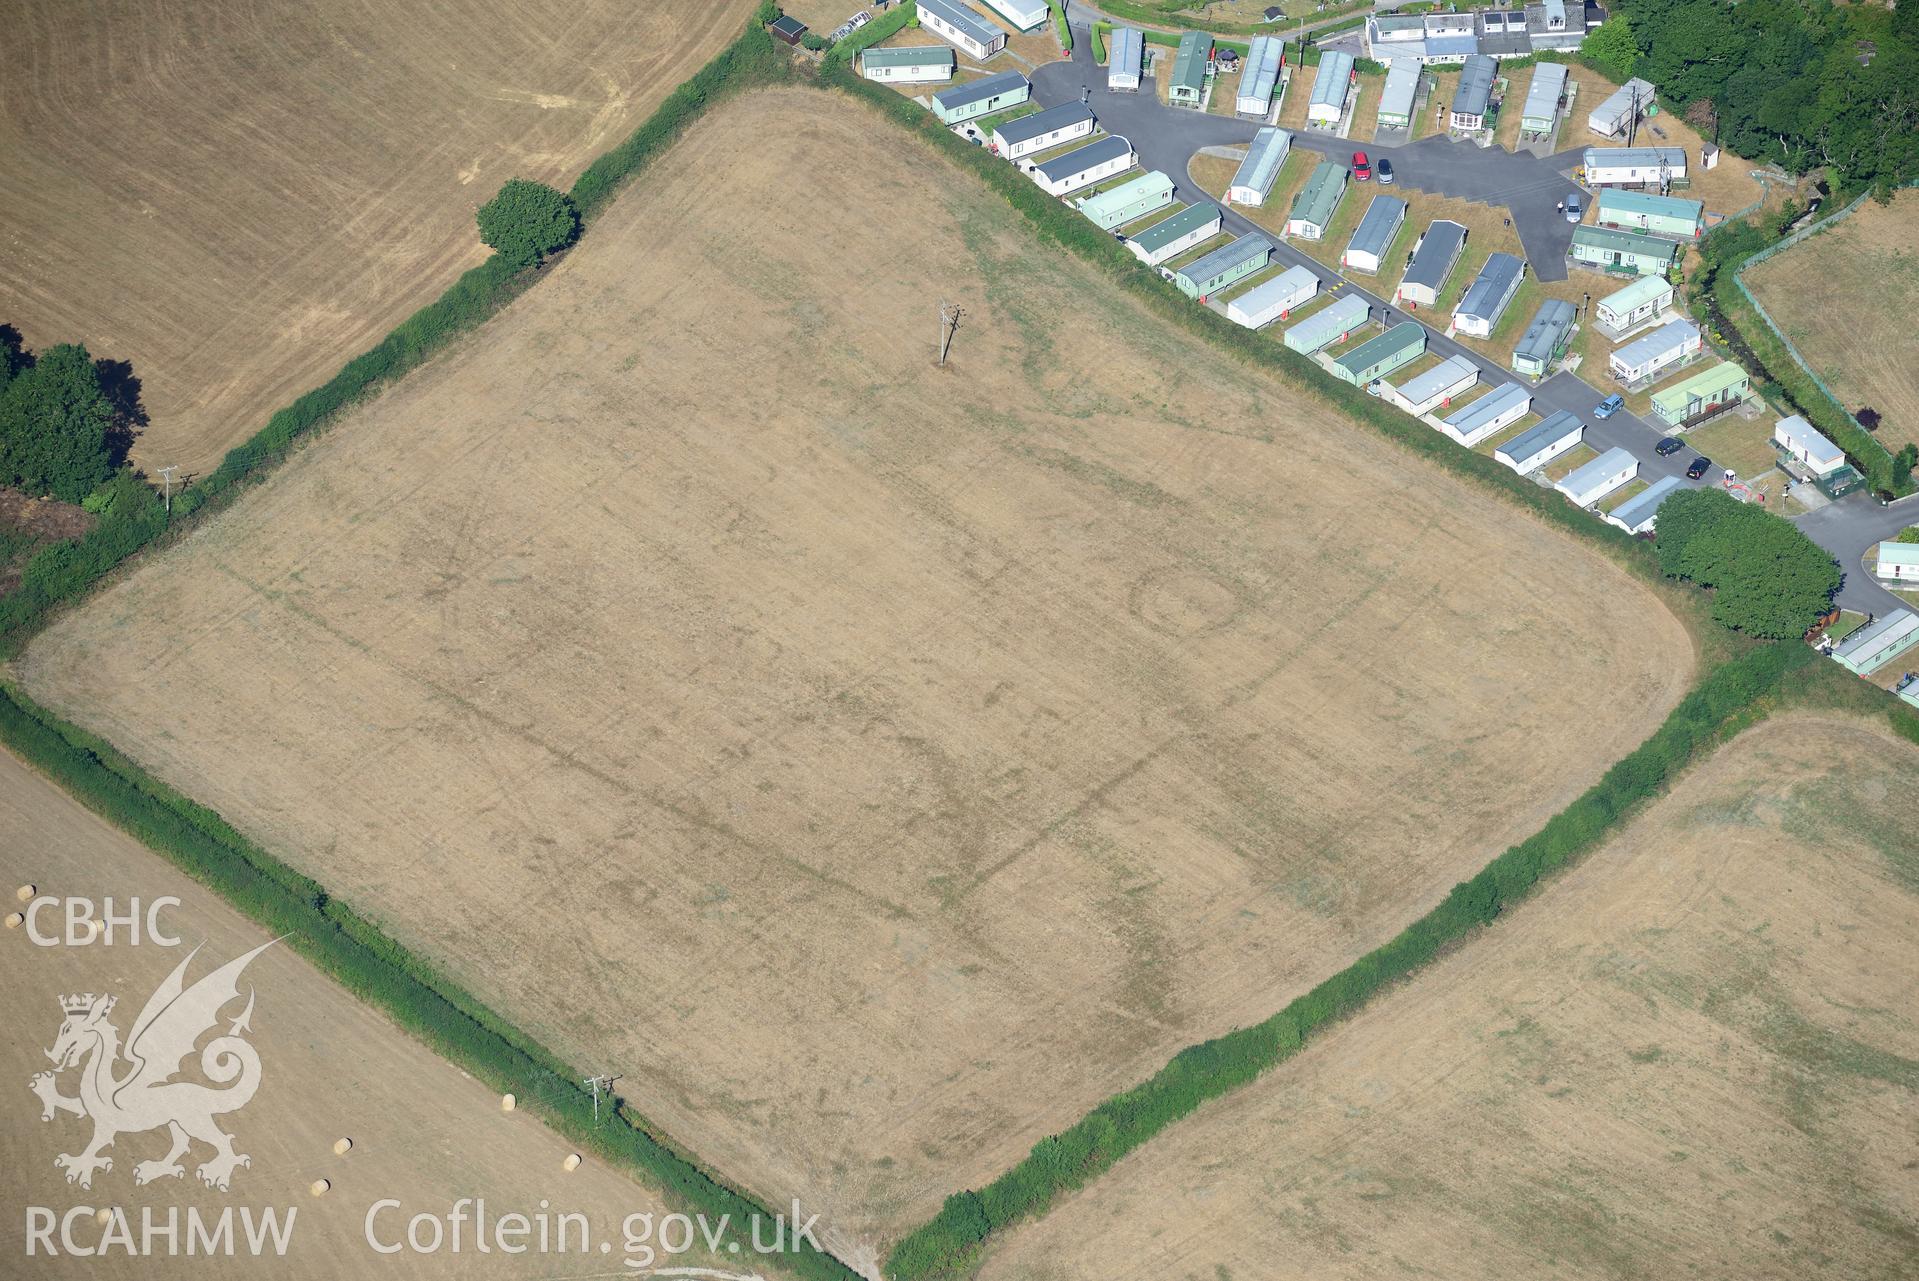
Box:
[1352,151,1372,181]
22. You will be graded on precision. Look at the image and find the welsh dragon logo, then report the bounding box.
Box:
[30,940,274,1192]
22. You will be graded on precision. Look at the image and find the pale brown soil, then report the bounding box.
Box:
[0,0,756,478]
[0,746,743,1279]
[17,86,1694,1261]
[1745,191,1919,450]
[978,713,1919,1281]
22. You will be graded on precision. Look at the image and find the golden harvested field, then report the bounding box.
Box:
[19,86,1694,1261]
[977,713,1919,1281]
[0,0,755,478]
[0,747,731,1279]
[1745,191,1919,450]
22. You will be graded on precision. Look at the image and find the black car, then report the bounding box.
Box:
[1655,436,1683,456]
[1686,455,1713,480]
[1376,157,1395,184]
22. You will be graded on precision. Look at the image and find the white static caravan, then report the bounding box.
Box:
[981,0,1048,32]
[1107,26,1145,91]
[1604,475,1683,535]
[1587,77,1656,138]
[1437,381,1531,447]
[1556,445,1639,506]
[1308,50,1355,125]
[1227,127,1292,205]
[1607,318,1700,387]
[1387,353,1478,416]
[1226,264,1321,330]
[918,0,1008,61]
[1030,134,1135,197]
[1773,414,1848,479]
[1343,194,1407,274]
[1237,36,1287,117]
[992,102,1095,160]
[1126,202,1223,266]
[1451,252,1525,339]
[1495,410,1584,474]
[1582,146,1687,190]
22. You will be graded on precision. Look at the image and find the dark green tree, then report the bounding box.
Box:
[475,179,580,270]
[1892,443,1917,490]
[1654,488,1839,637]
[1581,18,1639,81]
[0,342,115,503]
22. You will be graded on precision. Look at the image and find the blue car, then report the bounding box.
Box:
[1593,393,1625,419]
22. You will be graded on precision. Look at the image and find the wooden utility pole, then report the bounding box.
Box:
[156,465,179,514]
[937,301,964,367]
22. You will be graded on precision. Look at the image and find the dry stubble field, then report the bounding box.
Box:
[1744,190,1919,450]
[0,0,754,477]
[19,87,1695,1262]
[978,714,1919,1281]
[0,747,726,1280]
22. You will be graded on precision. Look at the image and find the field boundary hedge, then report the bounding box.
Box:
[0,677,856,1279]
[884,639,1821,1277]
[0,14,791,660]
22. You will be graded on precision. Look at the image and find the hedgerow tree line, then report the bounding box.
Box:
[1590,0,1919,194]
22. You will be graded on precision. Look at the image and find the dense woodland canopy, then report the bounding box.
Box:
[1595,0,1919,193]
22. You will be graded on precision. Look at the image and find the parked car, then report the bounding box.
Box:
[1352,151,1371,181]
[1376,157,1394,184]
[1564,193,1582,223]
[1686,455,1713,480]
[1655,436,1683,456]
[1593,393,1625,419]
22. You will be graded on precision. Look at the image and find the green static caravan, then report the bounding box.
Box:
[1831,610,1919,676]
[1125,201,1224,266]
[1170,232,1274,300]
[1568,225,1679,278]
[1286,160,1349,239]
[1512,298,1576,378]
[1169,30,1213,107]
[1596,188,1705,241]
[1076,170,1176,230]
[1283,292,1371,354]
[1647,360,1752,429]
[859,45,957,84]
[1330,320,1426,385]
[929,70,1032,125]
[1376,59,1421,130]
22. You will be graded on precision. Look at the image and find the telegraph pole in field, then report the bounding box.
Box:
[156,466,179,514]
[937,301,964,367]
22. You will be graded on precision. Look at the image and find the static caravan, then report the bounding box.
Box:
[1587,77,1656,139]
[1772,414,1847,478]
[1450,54,1497,133]
[1831,610,1919,676]
[1582,145,1687,189]
[1512,298,1576,378]
[1076,170,1175,230]
[1387,353,1479,415]
[1438,381,1531,446]
[929,71,1030,125]
[1169,31,1213,107]
[1030,134,1134,197]
[1452,252,1525,338]
[1287,160,1348,239]
[1593,275,1674,338]
[1228,128,1293,206]
[1648,361,1750,428]
[1607,318,1700,387]
[1126,202,1222,265]
[1107,26,1145,92]
[1171,233,1273,300]
[1330,321,1426,385]
[1308,50,1355,125]
[1569,225,1679,278]
[860,45,956,83]
[919,0,1009,61]
[1604,475,1683,535]
[1343,194,1407,273]
[1556,445,1639,506]
[1519,60,1567,136]
[1495,409,1583,473]
[1283,292,1371,354]
[1226,264,1321,329]
[1878,543,1919,583]
[980,0,1048,32]
[1377,59,1422,130]
[993,102,1095,159]
[1397,219,1468,308]
[1597,188,1705,240]
[1237,36,1287,117]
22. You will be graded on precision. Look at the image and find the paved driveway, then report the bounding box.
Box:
[1794,493,1919,615]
